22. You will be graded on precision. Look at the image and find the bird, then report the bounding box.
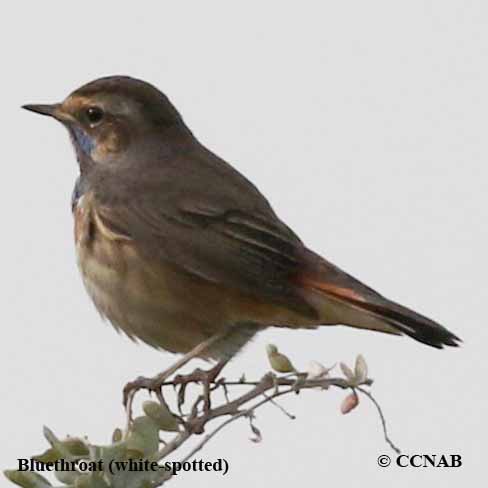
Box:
[22,76,460,371]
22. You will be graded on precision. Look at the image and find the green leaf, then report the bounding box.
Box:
[111,470,161,488]
[55,469,80,485]
[266,344,295,373]
[99,442,127,470]
[125,416,159,457]
[75,473,109,488]
[32,447,62,464]
[4,470,52,488]
[32,437,88,465]
[125,449,145,460]
[142,401,180,432]
[63,438,89,457]
[42,427,71,459]
[112,428,123,443]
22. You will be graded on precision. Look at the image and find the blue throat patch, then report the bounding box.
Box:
[71,127,95,156]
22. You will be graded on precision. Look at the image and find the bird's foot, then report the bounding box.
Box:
[173,360,228,413]
[122,359,228,429]
[123,373,171,431]
[122,334,228,429]
[123,375,164,409]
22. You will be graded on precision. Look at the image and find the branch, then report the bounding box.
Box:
[4,351,400,488]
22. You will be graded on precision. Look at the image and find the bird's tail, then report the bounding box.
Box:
[296,252,462,349]
[305,279,461,349]
[348,293,461,348]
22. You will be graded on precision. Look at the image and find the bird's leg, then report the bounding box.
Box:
[173,359,229,412]
[123,333,226,424]
[204,359,229,411]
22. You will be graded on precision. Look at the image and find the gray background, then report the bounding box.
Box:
[1,1,486,486]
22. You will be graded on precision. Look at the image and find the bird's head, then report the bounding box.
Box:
[23,76,187,170]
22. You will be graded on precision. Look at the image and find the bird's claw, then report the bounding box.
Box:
[123,375,164,409]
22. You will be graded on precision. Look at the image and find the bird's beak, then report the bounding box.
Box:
[22,103,74,124]
[22,103,60,117]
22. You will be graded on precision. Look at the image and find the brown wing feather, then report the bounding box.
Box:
[95,199,319,320]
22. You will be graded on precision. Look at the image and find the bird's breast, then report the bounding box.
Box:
[72,192,230,352]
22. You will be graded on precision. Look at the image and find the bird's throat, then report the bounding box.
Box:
[70,126,95,157]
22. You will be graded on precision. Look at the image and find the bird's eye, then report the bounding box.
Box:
[85,106,104,125]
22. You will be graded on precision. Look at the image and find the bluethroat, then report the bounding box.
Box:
[22,76,460,366]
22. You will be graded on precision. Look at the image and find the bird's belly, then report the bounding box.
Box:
[76,234,316,357]
[75,232,228,354]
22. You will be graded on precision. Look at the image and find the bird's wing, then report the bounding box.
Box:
[94,168,319,319]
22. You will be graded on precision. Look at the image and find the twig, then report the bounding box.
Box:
[356,386,401,454]
[263,393,296,420]
[182,411,249,462]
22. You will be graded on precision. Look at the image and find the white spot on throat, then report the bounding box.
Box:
[77,195,85,209]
